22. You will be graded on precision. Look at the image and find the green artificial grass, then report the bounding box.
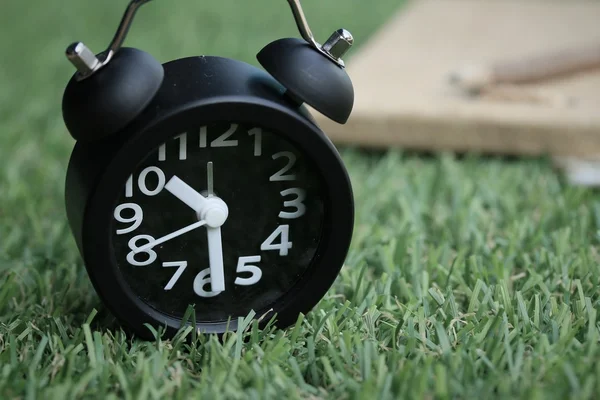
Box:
[2,0,600,398]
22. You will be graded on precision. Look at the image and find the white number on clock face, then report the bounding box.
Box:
[279,188,306,219]
[114,203,143,234]
[125,166,166,197]
[193,268,221,298]
[248,127,262,156]
[260,225,292,256]
[158,133,187,161]
[234,256,262,286]
[200,124,239,148]
[162,261,188,290]
[126,235,157,266]
[270,151,297,181]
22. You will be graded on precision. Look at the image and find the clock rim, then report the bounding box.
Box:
[80,97,354,339]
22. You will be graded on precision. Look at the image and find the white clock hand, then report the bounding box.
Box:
[205,161,225,292]
[165,175,207,213]
[134,220,207,253]
[206,226,225,292]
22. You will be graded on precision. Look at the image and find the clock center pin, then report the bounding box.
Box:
[199,197,229,228]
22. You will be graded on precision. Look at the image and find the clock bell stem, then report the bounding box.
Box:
[207,161,214,196]
[65,0,153,79]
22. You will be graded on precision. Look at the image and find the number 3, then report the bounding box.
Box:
[279,188,306,219]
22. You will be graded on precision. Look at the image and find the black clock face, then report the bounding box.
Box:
[109,122,326,322]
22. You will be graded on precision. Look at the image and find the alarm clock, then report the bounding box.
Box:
[61,0,355,340]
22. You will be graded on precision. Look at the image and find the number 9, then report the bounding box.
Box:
[114,203,143,235]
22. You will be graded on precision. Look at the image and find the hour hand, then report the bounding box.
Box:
[165,175,207,213]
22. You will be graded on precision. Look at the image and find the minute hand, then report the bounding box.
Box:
[134,220,207,253]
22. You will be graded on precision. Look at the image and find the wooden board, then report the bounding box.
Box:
[313,0,600,157]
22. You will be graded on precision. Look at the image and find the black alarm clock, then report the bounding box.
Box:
[61,0,355,340]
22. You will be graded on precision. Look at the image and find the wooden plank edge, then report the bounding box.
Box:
[316,112,600,157]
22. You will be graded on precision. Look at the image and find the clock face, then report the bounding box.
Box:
[109,122,326,322]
